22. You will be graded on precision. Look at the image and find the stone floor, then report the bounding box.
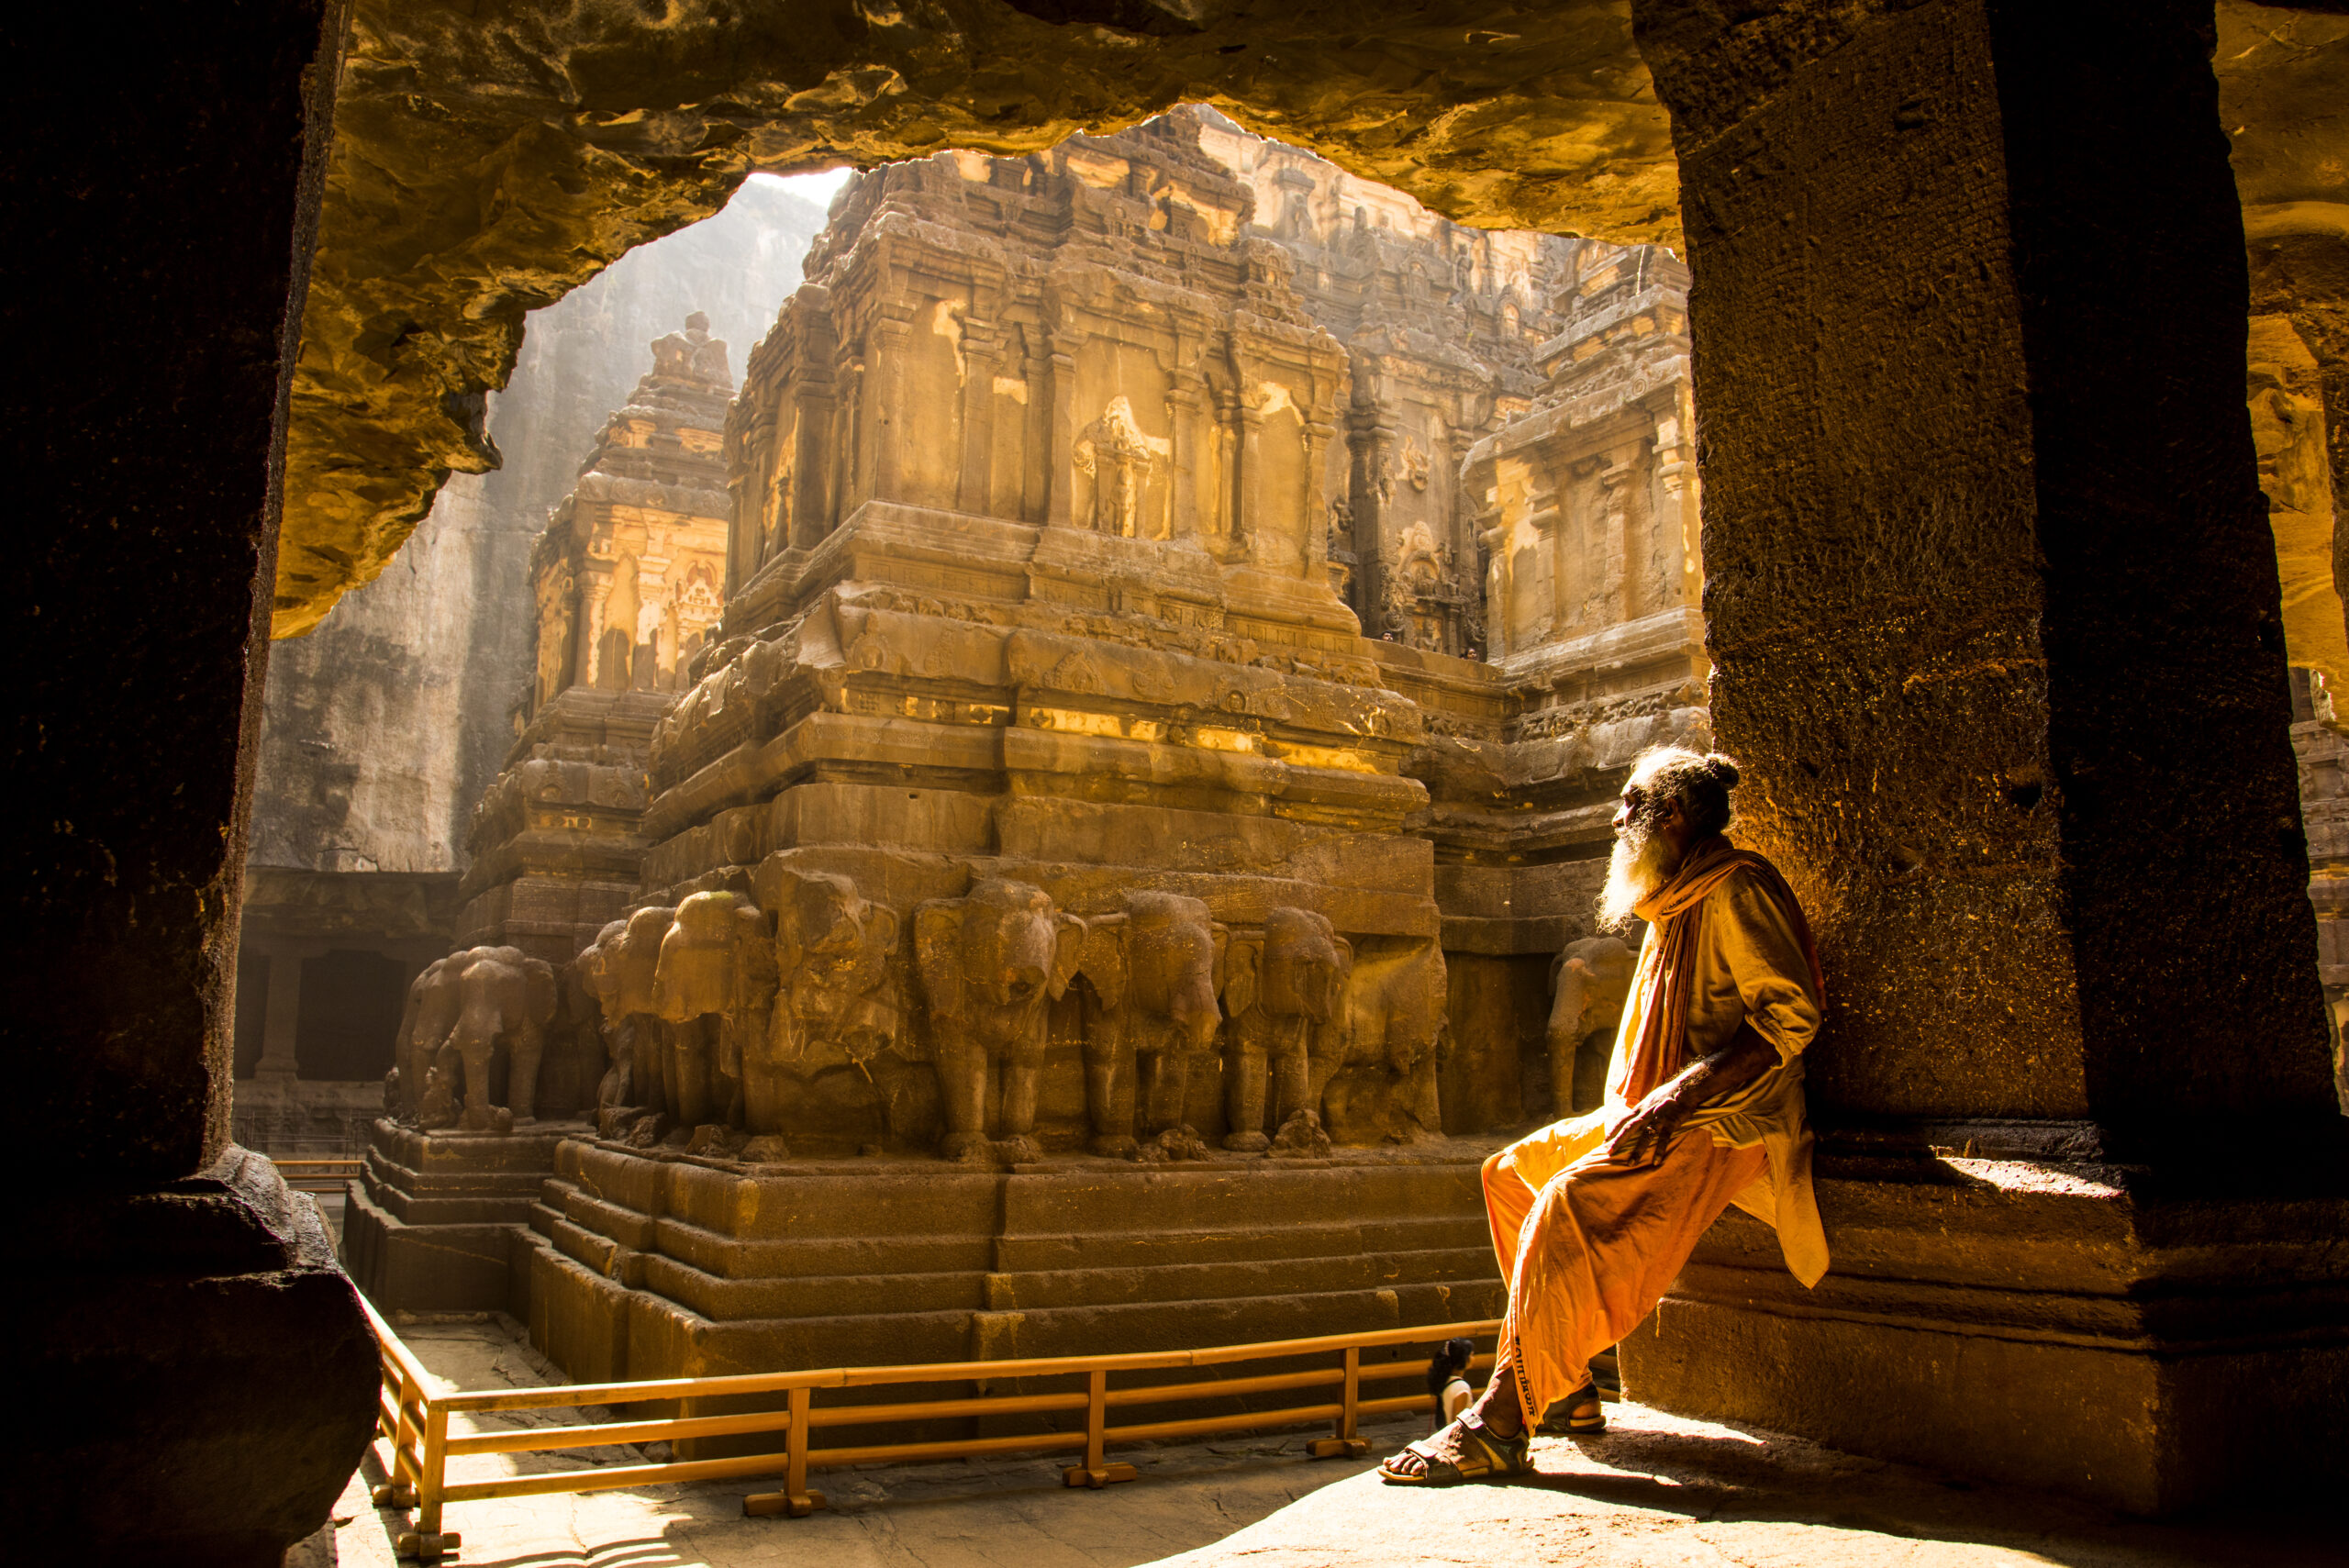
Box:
[323,1317,2331,1568]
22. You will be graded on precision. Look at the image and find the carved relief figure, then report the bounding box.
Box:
[1076,892,1227,1160]
[746,862,910,1153]
[1546,936,1635,1117]
[652,891,777,1134]
[1220,907,1353,1151]
[1074,395,1166,538]
[1315,939,1448,1144]
[1400,438,1431,492]
[913,879,1085,1163]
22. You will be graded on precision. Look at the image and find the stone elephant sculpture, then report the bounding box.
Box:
[1076,891,1226,1161]
[592,906,677,1132]
[575,920,632,1117]
[392,953,460,1122]
[746,861,908,1154]
[913,878,1084,1164]
[652,890,776,1134]
[1219,907,1352,1152]
[1315,938,1447,1145]
[1548,936,1635,1117]
[426,945,560,1133]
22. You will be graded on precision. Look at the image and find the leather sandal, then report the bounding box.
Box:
[1378,1410,1531,1485]
[1538,1381,1607,1436]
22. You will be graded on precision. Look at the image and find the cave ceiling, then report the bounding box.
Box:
[274,0,2349,638]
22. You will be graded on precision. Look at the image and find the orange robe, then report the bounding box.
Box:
[1486,838,1828,1425]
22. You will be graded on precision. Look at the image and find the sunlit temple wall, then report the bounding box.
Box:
[235,179,828,1151]
[1192,108,1562,658]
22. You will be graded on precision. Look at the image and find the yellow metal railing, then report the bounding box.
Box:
[359,1291,1497,1560]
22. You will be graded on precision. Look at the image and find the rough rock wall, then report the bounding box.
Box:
[276,0,1674,637]
[250,179,825,876]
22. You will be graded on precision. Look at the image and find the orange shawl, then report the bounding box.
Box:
[1620,835,1826,1103]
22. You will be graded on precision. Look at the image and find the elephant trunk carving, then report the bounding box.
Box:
[1547,936,1635,1117]
[1219,906,1351,1152]
[1078,892,1226,1160]
[653,891,777,1138]
[914,878,1084,1164]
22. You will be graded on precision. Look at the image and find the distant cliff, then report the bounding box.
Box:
[249,177,830,876]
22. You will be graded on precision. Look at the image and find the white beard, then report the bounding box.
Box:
[1598,822,1678,934]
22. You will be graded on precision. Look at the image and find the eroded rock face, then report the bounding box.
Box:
[278,0,1675,636]
[280,0,2347,653]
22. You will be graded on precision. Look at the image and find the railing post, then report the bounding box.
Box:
[1063,1366,1135,1487]
[743,1385,827,1518]
[1308,1345,1368,1459]
[395,1403,461,1560]
[787,1385,825,1515]
[373,1366,420,1509]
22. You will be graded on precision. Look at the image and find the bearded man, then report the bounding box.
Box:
[1383,745,1828,1485]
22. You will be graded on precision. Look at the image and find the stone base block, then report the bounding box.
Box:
[342,1118,586,1311]
[1620,1138,2349,1514]
[523,1135,1509,1442]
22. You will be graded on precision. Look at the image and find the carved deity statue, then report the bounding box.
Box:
[1074,395,1163,538]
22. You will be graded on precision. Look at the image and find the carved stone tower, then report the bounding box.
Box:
[456,316,735,964]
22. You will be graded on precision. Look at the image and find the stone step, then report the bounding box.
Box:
[619,1238,1497,1322]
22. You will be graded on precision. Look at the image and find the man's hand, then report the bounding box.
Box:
[1601,1023,1780,1169]
[1602,1081,1698,1168]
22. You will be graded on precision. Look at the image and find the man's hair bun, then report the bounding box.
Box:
[1703,753,1741,791]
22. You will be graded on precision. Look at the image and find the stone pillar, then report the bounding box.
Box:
[1045,331,1082,528]
[796,387,837,547]
[254,939,308,1084]
[9,3,379,1561]
[1651,382,1698,609]
[1236,395,1266,564]
[1302,418,1335,582]
[842,354,872,511]
[1167,361,1204,538]
[578,557,615,688]
[1022,334,1052,524]
[1359,418,1397,631]
[873,306,915,504]
[958,317,999,515]
[1624,0,2349,1512]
